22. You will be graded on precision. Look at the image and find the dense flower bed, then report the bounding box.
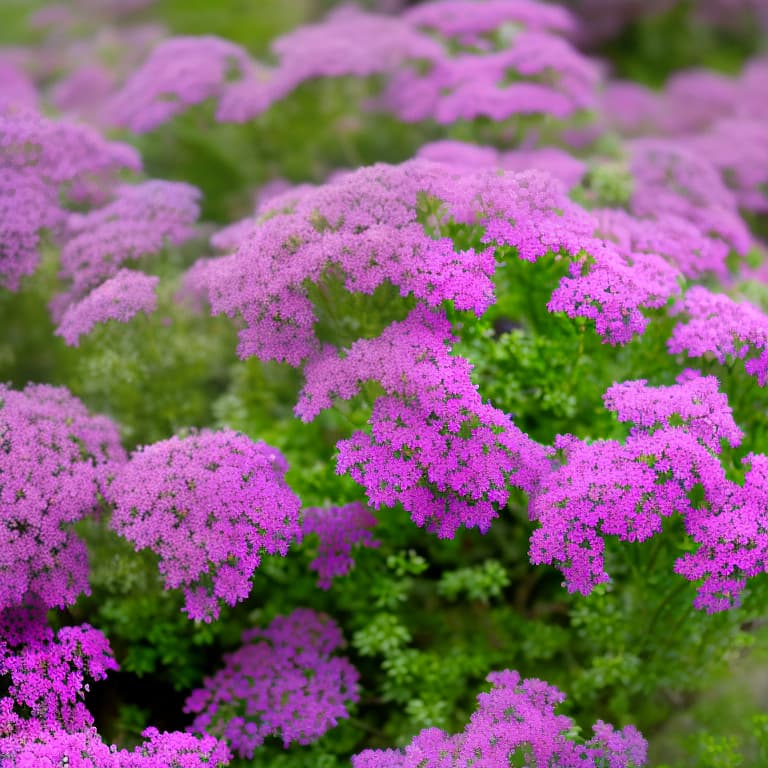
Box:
[2,0,768,765]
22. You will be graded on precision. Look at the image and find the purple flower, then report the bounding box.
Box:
[324,306,548,538]
[603,375,743,451]
[628,139,750,255]
[184,609,359,756]
[194,161,499,365]
[530,376,740,595]
[108,36,262,132]
[108,430,301,621]
[302,502,380,588]
[0,108,140,291]
[676,452,768,612]
[0,611,117,733]
[0,384,125,610]
[668,286,768,386]
[353,669,647,767]
[55,180,200,310]
[548,239,681,345]
[55,269,160,346]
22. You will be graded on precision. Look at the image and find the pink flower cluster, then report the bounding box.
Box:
[529,375,752,608]
[380,11,598,125]
[548,237,680,345]
[628,139,750,256]
[669,286,768,386]
[676,452,768,613]
[0,608,117,733]
[107,0,598,131]
[0,384,125,610]
[0,107,140,291]
[108,430,302,621]
[352,669,647,767]
[50,179,199,344]
[55,269,160,346]
[1,724,231,767]
[302,502,380,589]
[0,601,230,767]
[108,35,263,132]
[55,180,200,310]
[604,55,768,215]
[320,306,548,538]
[184,609,360,757]
[197,160,500,365]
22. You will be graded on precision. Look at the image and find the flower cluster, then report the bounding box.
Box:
[315,306,548,538]
[55,269,160,346]
[0,107,140,291]
[108,0,598,130]
[302,502,380,588]
[548,237,681,344]
[676,452,768,612]
[627,139,750,255]
[196,160,499,365]
[352,669,647,767]
[0,611,117,733]
[669,286,768,386]
[417,139,587,189]
[382,1,598,125]
[0,384,125,610]
[1,725,231,768]
[108,430,302,621]
[530,376,742,596]
[54,180,200,310]
[603,53,768,216]
[184,609,359,757]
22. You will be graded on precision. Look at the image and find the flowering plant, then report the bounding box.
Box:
[2,0,768,766]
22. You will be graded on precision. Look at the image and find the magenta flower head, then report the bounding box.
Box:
[0,724,231,767]
[56,180,200,310]
[353,669,647,767]
[108,430,302,621]
[0,384,125,611]
[317,306,548,538]
[676,452,768,613]
[108,35,260,132]
[184,608,360,757]
[0,108,140,291]
[530,377,741,596]
[55,269,160,346]
[603,374,743,451]
[0,617,118,734]
[628,139,751,255]
[668,286,768,386]
[302,502,380,589]
[196,160,499,366]
[379,0,599,125]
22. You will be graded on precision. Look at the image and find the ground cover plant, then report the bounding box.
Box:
[1,0,768,765]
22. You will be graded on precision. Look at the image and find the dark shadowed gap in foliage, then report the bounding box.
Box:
[85,670,192,748]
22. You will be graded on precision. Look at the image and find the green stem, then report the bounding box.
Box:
[644,578,691,647]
